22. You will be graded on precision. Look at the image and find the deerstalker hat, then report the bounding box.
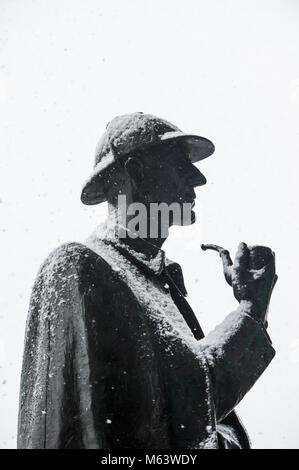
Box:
[81,112,215,205]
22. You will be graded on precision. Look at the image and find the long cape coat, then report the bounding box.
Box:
[17,229,275,449]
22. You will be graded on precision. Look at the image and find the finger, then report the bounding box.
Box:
[252,266,266,279]
[264,274,278,326]
[249,245,275,270]
[271,274,278,291]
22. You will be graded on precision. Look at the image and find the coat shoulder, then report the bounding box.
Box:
[37,241,112,278]
[35,241,130,297]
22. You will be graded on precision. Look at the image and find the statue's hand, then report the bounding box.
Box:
[201,242,278,326]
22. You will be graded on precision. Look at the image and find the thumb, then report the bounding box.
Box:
[234,242,250,272]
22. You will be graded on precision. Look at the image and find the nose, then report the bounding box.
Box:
[188,165,207,187]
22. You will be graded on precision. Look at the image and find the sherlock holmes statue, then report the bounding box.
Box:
[18,113,277,449]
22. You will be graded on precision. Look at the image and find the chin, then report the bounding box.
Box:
[171,209,196,227]
[191,210,196,224]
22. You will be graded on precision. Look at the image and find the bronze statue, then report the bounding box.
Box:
[18,112,277,448]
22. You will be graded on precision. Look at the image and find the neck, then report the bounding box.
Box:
[107,203,169,249]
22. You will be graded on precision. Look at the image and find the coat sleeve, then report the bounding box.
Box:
[17,242,105,449]
[198,304,275,423]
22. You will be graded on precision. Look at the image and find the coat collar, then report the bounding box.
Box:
[99,223,188,296]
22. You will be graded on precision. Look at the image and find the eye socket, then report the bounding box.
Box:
[177,163,190,177]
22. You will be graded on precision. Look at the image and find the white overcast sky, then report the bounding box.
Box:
[1,0,299,449]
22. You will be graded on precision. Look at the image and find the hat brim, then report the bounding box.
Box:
[160,132,215,163]
[81,133,215,205]
[81,173,107,205]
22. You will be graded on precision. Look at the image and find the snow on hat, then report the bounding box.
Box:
[81,112,215,205]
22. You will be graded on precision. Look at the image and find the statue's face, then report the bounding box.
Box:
[140,142,207,225]
[104,142,207,232]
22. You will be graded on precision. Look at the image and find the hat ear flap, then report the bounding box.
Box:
[124,157,144,186]
[110,142,118,157]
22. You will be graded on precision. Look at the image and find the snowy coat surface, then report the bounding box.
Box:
[17,226,275,449]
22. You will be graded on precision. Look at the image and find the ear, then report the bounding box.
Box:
[124,157,144,187]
